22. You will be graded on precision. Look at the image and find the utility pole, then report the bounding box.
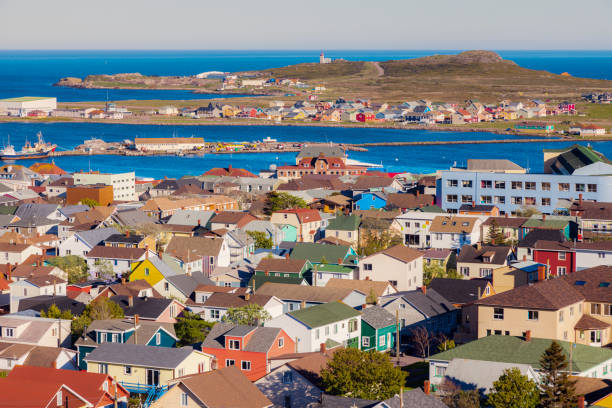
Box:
[396,309,400,366]
[113,376,118,408]
[569,342,574,373]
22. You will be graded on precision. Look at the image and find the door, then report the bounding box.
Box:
[146,369,160,386]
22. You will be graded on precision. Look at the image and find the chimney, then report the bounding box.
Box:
[471,201,475,207]
[523,255,527,261]
[197,219,201,226]
[52,360,57,369]
[362,304,367,310]
[421,286,427,295]
[491,238,495,246]
[578,396,585,408]
[121,277,126,285]
[245,293,250,301]
[300,300,306,309]
[525,330,531,342]
[128,296,133,308]
[285,253,289,260]
[579,193,583,206]
[320,342,326,354]
[542,214,546,221]
[126,230,130,238]
[416,190,420,197]
[477,286,482,300]
[264,269,269,276]
[504,213,508,218]
[134,314,139,325]
[145,245,149,260]
[337,258,342,265]
[7,263,11,282]
[228,164,232,171]
[538,265,546,281]
[423,380,430,395]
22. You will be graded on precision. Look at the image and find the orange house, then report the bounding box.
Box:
[66,184,114,205]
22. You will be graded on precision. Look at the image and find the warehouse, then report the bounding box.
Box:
[134,137,205,152]
[0,97,57,116]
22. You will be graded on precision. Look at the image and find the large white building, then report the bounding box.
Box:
[0,97,57,116]
[73,171,136,201]
[134,137,205,152]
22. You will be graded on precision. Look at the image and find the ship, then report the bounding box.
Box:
[0,132,57,161]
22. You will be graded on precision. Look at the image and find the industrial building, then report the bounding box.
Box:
[0,97,57,116]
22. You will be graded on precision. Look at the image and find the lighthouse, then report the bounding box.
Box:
[319,52,331,64]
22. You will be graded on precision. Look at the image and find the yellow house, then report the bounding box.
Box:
[130,255,178,288]
[222,105,236,118]
[85,343,212,387]
[492,263,546,293]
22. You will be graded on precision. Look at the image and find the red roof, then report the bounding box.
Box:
[202,166,257,178]
[29,162,67,175]
[275,208,321,223]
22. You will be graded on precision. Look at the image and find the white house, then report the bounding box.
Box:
[429,216,482,250]
[574,242,612,270]
[359,244,424,291]
[266,302,361,353]
[0,314,72,347]
[199,293,284,322]
[58,227,119,257]
[9,275,67,313]
[85,246,153,278]
[0,243,43,265]
[392,210,441,248]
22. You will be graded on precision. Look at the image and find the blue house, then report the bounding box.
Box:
[354,192,387,210]
[75,319,177,370]
[279,224,298,242]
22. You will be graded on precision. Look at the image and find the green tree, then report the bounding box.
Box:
[515,205,541,217]
[246,230,273,249]
[487,218,506,246]
[40,304,73,320]
[443,387,481,408]
[223,304,271,326]
[93,259,115,281]
[359,230,402,257]
[539,341,577,408]
[85,297,125,321]
[366,288,378,304]
[321,348,406,400]
[174,311,215,346]
[488,368,540,408]
[81,198,100,208]
[46,255,88,284]
[266,192,307,214]
[71,314,92,339]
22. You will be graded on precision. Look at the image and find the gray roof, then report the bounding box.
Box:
[110,295,173,320]
[466,159,524,172]
[59,205,89,218]
[383,288,455,318]
[361,306,396,329]
[75,319,176,347]
[444,358,534,395]
[166,272,214,297]
[84,343,195,369]
[75,227,120,249]
[145,256,178,279]
[201,322,281,353]
[379,388,449,408]
[167,210,215,227]
[10,216,58,227]
[0,214,16,228]
[112,209,152,227]
[15,203,59,220]
[297,145,345,159]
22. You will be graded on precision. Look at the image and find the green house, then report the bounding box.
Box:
[254,258,311,278]
[360,306,397,352]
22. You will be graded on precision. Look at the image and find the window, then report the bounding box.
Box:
[164,282,169,292]
[487,329,492,336]
[226,359,235,366]
[57,391,62,406]
[124,365,132,375]
[155,333,161,345]
[446,195,458,203]
[525,197,536,206]
[228,339,240,350]
[588,184,598,193]
[462,180,473,187]
[362,337,370,347]
[570,306,574,316]
[99,363,108,374]
[558,266,567,275]
[495,180,506,189]
[481,196,492,204]
[447,179,458,187]
[145,267,150,276]
[591,330,602,343]
[493,308,504,320]
[511,196,522,205]
[333,324,338,334]
[181,392,189,406]
[210,310,220,319]
[558,183,570,192]
[315,329,320,339]
[592,303,602,315]
[283,371,293,384]
[379,335,386,346]
[494,196,506,204]
[541,197,551,206]
[278,338,284,348]
[325,326,329,336]
[559,310,564,322]
[511,181,523,190]
[348,319,358,332]
[605,304,612,316]
[494,330,502,335]
[434,366,446,377]
[525,182,536,190]
[558,252,566,260]
[363,263,372,271]
[5,328,14,337]
[575,183,585,192]
[479,268,493,277]
[481,180,492,189]
[241,361,251,371]
[541,182,551,191]
[528,310,539,320]
[461,195,473,204]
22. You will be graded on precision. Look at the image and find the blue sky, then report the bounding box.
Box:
[0,0,611,50]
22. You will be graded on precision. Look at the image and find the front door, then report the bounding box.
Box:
[146,369,160,386]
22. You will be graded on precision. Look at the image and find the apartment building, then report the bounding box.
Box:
[74,171,136,201]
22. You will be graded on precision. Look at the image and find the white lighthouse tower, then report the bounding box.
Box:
[319,52,331,64]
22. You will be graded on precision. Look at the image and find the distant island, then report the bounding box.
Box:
[54,50,612,102]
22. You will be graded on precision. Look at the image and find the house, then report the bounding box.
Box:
[0,343,77,371]
[325,278,397,303]
[532,240,577,275]
[111,295,185,323]
[379,288,458,346]
[266,301,361,352]
[270,209,322,242]
[569,124,606,136]
[244,220,284,247]
[103,232,153,249]
[75,318,178,370]
[0,242,43,265]
[360,305,396,352]
[393,208,445,248]
[359,244,423,291]
[385,192,435,212]
[569,199,612,240]
[151,366,272,408]
[164,236,230,276]
[429,278,494,307]
[140,196,238,220]
[429,216,482,250]
[86,246,152,279]
[516,229,565,262]
[166,209,215,227]
[354,191,387,210]
[0,313,72,347]
[429,335,612,391]
[253,258,311,280]
[491,261,546,293]
[0,374,96,408]
[422,249,453,270]
[160,272,215,303]
[85,343,213,388]
[9,274,67,313]
[202,165,258,178]
[480,216,527,245]
[574,241,612,270]
[129,255,178,292]
[200,323,295,380]
[199,292,284,322]
[255,282,367,313]
[209,211,258,232]
[16,294,86,316]
[520,215,575,241]
[290,242,357,266]
[456,244,513,279]
[324,215,360,248]
[58,227,119,257]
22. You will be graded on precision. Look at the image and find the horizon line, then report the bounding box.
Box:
[1,48,612,52]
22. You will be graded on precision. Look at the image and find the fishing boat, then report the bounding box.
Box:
[0,132,57,161]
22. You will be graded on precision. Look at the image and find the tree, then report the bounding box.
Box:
[359,230,403,257]
[488,368,540,408]
[366,288,378,304]
[411,326,432,358]
[487,218,506,246]
[515,205,541,217]
[85,297,125,321]
[93,259,115,281]
[46,255,88,284]
[441,381,481,408]
[539,341,577,408]
[436,333,455,352]
[265,192,307,214]
[81,198,100,208]
[223,304,271,326]
[40,304,73,320]
[246,230,273,249]
[71,314,91,340]
[321,348,406,400]
[174,311,215,346]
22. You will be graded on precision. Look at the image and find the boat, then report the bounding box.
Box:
[263,136,278,143]
[0,132,57,161]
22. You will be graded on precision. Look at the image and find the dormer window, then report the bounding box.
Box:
[228,339,240,350]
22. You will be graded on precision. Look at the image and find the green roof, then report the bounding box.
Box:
[523,218,569,229]
[327,215,361,231]
[418,205,445,213]
[291,243,352,264]
[431,335,612,372]
[249,275,306,289]
[0,206,18,215]
[544,144,611,174]
[0,96,54,102]
[288,301,361,328]
[316,264,355,274]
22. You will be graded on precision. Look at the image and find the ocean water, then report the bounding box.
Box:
[0,122,609,179]
[1,50,612,101]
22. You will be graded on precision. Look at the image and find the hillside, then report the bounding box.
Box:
[262,50,612,102]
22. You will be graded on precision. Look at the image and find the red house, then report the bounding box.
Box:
[532,240,576,276]
[558,102,576,114]
[201,323,295,381]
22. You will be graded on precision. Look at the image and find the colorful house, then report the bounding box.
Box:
[360,305,397,352]
[200,323,296,381]
[254,258,311,279]
[354,192,387,210]
[129,255,177,288]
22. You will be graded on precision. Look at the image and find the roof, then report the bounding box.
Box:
[166,236,223,261]
[85,343,196,369]
[467,159,524,172]
[275,208,322,223]
[166,210,215,226]
[255,258,308,274]
[523,216,570,230]
[290,242,351,264]
[284,351,335,387]
[29,162,67,175]
[518,229,566,248]
[482,216,528,229]
[563,266,612,303]
[110,295,174,319]
[574,314,610,330]
[474,278,583,310]
[386,193,435,210]
[570,201,612,221]
[422,248,452,260]
[178,366,272,408]
[459,204,497,213]
[0,96,54,102]
[202,167,258,178]
[104,233,144,244]
[297,145,345,159]
[202,322,281,353]
[431,335,612,372]
[325,278,394,298]
[75,319,176,347]
[256,282,354,303]
[166,272,214,297]
[17,295,86,315]
[384,288,455,317]
[315,394,377,408]
[361,305,396,329]
[287,301,360,328]
[75,227,119,248]
[429,216,479,234]
[86,245,146,260]
[381,388,449,408]
[457,245,511,265]
[352,176,394,190]
[546,144,611,175]
[211,211,257,227]
[428,278,490,305]
[326,214,361,231]
[203,292,273,308]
